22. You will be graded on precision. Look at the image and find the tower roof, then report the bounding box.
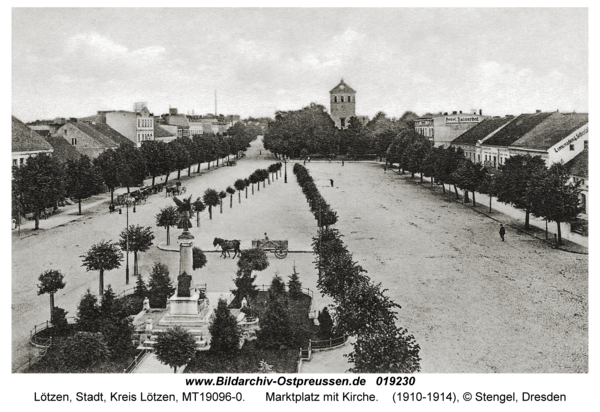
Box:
[329,79,356,94]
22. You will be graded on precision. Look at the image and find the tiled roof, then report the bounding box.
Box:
[510,113,588,151]
[565,148,588,178]
[329,79,356,94]
[167,115,190,127]
[12,116,53,152]
[483,112,556,147]
[452,117,514,145]
[72,122,132,148]
[154,123,176,138]
[43,135,81,163]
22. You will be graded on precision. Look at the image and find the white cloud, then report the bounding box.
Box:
[67,33,165,65]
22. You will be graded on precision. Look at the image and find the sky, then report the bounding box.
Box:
[12,7,588,122]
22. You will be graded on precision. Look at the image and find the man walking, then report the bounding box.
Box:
[330,179,334,187]
[499,224,506,241]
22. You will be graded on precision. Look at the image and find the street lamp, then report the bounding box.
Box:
[125,197,136,285]
[284,157,288,184]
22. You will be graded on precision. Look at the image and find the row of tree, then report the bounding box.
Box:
[12,123,261,230]
[292,163,338,228]
[386,130,583,244]
[292,164,421,373]
[263,105,414,161]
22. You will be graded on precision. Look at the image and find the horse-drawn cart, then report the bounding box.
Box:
[252,238,288,259]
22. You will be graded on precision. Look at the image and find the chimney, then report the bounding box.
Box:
[479,109,482,115]
[536,110,541,114]
[459,111,462,114]
[452,111,457,115]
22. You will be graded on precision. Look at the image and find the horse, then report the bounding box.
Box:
[213,238,241,259]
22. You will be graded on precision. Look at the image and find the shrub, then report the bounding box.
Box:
[154,326,197,373]
[51,307,69,336]
[62,332,111,368]
[147,262,175,308]
[76,289,100,332]
[209,299,242,353]
[317,307,334,339]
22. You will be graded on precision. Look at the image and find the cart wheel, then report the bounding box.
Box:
[274,248,288,259]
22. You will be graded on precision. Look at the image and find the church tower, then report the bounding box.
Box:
[329,79,356,129]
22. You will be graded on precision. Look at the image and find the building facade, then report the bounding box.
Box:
[12,116,53,167]
[416,111,489,148]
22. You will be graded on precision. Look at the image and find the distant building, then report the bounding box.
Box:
[80,104,155,147]
[416,110,489,148]
[329,79,369,129]
[187,116,204,136]
[566,148,588,236]
[165,113,190,138]
[53,120,132,159]
[451,117,514,163]
[508,113,588,167]
[42,135,81,163]
[12,116,53,167]
[154,123,177,143]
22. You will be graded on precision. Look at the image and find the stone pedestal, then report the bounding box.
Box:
[169,289,201,315]
[178,231,194,278]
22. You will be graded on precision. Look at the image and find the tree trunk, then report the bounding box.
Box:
[127,186,130,193]
[464,191,469,203]
[489,194,492,213]
[216,158,219,167]
[50,293,55,323]
[167,226,170,246]
[525,209,530,230]
[238,192,241,203]
[188,165,191,177]
[152,176,156,186]
[111,188,114,204]
[411,172,415,179]
[230,195,233,208]
[197,211,200,228]
[177,169,181,180]
[453,185,459,199]
[220,199,223,213]
[441,184,446,194]
[208,161,210,170]
[165,172,170,188]
[420,173,423,183]
[197,161,201,173]
[209,205,212,220]
[79,198,82,215]
[557,221,562,244]
[174,366,177,374]
[472,191,476,206]
[99,269,104,297]
[34,212,40,230]
[245,187,248,198]
[134,252,138,277]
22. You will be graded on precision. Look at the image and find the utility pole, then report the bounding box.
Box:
[215,89,217,117]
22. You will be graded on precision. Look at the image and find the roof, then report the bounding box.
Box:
[43,135,81,163]
[510,113,588,151]
[483,112,556,147]
[452,117,514,145]
[154,123,176,138]
[329,79,356,94]
[71,121,133,147]
[167,114,190,127]
[12,116,53,152]
[565,148,588,178]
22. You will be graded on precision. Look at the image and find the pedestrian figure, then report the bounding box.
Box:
[330,179,334,187]
[384,165,387,173]
[342,160,344,166]
[303,160,306,165]
[499,224,506,241]
[308,156,311,162]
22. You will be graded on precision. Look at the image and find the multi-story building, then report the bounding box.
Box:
[12,116,53,167]
[451,117,514,163]
[329,79,369,129]
[566,148,588,236]
[416,110,490,148]
[80,104,155,147]
[153,122,177,143]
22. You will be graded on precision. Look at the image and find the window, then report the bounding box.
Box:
[334,96,337,103]
[341,96,344,102]
[478,154,481,162]
[340,118,346,128]
[20,158,24,165]
[493,156,497,167]
[570,144,575,151]
[581,193,586,214]
[584,140,588,150]
[13,159,17,167]
[348,96,351,102]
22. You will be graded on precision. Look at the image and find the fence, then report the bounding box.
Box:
[255,284,314,298]
[309,334,349,351]
[123,348,151,373]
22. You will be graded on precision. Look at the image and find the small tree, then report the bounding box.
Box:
[37,269,66,323]
[208,298,242,353]
[76,289,100,333]
[232,248,270,303]
[234,179,246,203]
[192,247,207,271]
[192,198,205,228]
[156,206,179,246]
[257,293,294,349]
[51,307,69,336]
[288,265,303,299]
[268,274,287,301]
[219,190,227,213]
[62,332,111,368]
[118,225,155,279]
[147,262,175,308]
[203,189,220,220]
[154,326,197,373]
[65,155,103,215]
[317,307,334,339]
[244,178,250,198]
[134,273,147,298]
[80,240,123,296]
[226,186,235,208]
